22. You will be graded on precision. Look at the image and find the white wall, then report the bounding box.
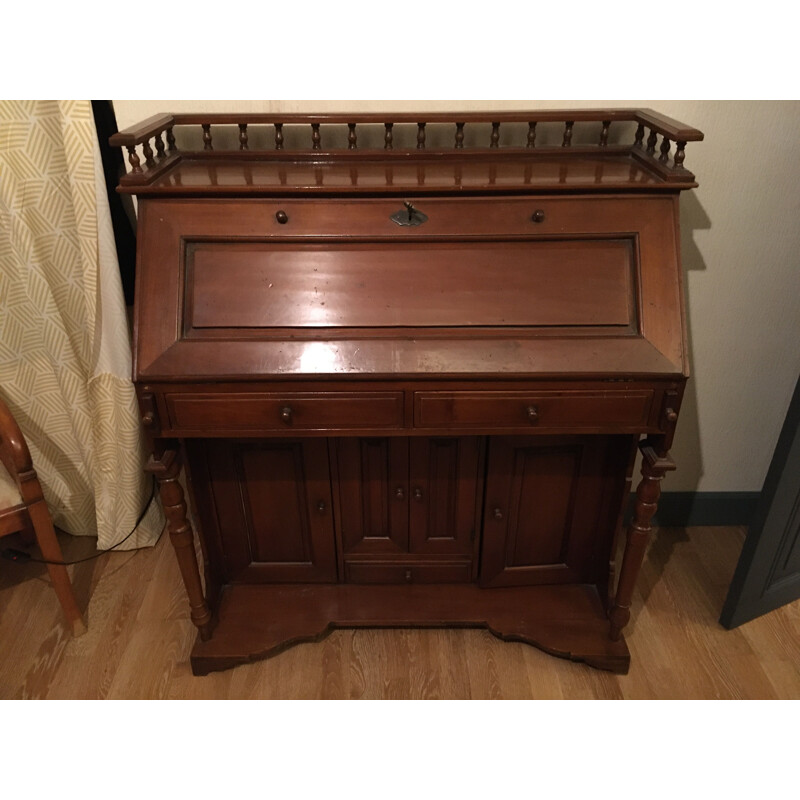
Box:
[112,100,800,493]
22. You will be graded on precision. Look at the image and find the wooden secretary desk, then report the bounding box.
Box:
[111,109,703,675]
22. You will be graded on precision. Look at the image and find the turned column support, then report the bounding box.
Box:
[147,446,213,641]
[609,441,676,641]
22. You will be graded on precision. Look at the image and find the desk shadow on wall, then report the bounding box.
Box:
[631,191,711,612]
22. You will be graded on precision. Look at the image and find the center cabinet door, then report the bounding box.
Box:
[334,437,481,560]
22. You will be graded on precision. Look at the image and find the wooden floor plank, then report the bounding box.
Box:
[1,525,798,699]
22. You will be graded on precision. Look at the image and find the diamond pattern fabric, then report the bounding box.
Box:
[0,101,163,548]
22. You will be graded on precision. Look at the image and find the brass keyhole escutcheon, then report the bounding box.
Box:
[391,201,428,227]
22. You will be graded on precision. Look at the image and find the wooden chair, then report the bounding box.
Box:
[0,396,86,636]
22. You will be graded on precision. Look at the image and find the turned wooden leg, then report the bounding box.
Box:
[28,500,87,636]
[148,448,213,641]
[609,443,676,641]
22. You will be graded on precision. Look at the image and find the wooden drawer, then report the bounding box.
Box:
[413,390,655,431]
[165,391,404,433]
[154,195,667,239]
[344,560,472,584]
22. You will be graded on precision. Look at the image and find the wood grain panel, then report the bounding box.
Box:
[166,391,403,432]
[187,239,634,329]
[196,440,337,583]
[335,438,409,556]
[408,437,480,557]
[414,390,654,430]
[480,436,631,587]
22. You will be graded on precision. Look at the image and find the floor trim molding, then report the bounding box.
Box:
[626,491,760,527]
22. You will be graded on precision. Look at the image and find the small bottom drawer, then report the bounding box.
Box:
[344,560,472,584]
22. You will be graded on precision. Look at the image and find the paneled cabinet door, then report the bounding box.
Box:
[335,437,480,559]
[479,436,630,588]
[335,438,410,556]
[190,439,337,583]
[408,437,481,557]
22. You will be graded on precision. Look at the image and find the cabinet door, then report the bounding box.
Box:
[192,439,337,583]
[335,437,409,556]
[480,436,629,587]
[408,437,481,558]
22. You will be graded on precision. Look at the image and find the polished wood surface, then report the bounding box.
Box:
[110,109,703,193]
[134,194,686,381]
[188,239,634,329]
[115,108,702,675]
[2,526,797,698]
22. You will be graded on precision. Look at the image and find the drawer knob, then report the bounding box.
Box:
[413,487,423,501]
[665,407,678,423]
[405,569,413,583]
[493,507,504,521]
[275,210,289,224]
[317,500,326,513]
[531,209,546,223]
[526,405,539,423]
[280,406,293,423]
[395,486,405,500]
[141,411,155,428]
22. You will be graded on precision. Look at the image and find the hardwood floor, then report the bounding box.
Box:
[0,525,797,699]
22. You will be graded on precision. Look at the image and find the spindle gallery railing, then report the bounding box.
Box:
[109,109,704,185]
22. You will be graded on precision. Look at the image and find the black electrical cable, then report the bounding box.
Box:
[1,475,159,566]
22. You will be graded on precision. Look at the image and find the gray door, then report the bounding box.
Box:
[720,373,800,628]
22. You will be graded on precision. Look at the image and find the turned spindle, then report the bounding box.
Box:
[562,121,574,147]
[311,123,321,150]
[166,125,177,152]
[417,122,426,149]
[126,145,143,174]
[527,122,537,148]
[490,122,500,148]
[142,139,156,168]
[384,122,393,150]
[634,123,645,149]
[455,121,465,149]
[348,123,357,150]
[148,449,213,641]
[202,124,213,151]
[275,123,284,150]
[608,444,675,641]
[674,140,687,169]
[155,132,166,160]
[659,136,671,163]
[239,123,248,150]
[600,120,610,147]
[646,128,658,156]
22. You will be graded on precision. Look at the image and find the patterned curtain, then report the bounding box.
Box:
[0,100,163,548]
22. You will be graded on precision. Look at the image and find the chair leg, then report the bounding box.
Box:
[27,500,87,637]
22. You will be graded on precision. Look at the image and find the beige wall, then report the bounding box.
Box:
[112,100,800,493]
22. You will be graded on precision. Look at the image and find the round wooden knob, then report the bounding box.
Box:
[665,407,678,423]
[493,507,503,521]
[317,500,326,513]
[280,406,293,423]
[405,569,412,583]
[275,210,288,224]
[141,411,155,428]
[526,405,539,423]
[531,209,546,223]
[395,486,405,500]
[413,487,423,501]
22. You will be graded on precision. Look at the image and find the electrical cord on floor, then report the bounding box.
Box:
[1,475,159,566]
